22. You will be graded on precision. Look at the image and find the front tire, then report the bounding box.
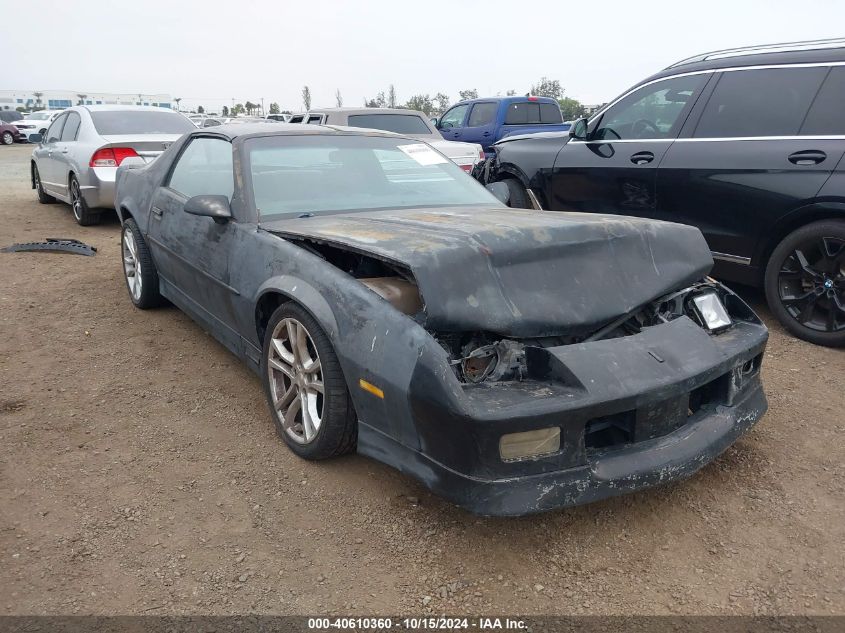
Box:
[502,177,530,209]
[121,218,162,309]
[1,131,13,145]
[764,220,845,347]
[32,164,56,204]
[70,175,100,226]
[261,303,356,460]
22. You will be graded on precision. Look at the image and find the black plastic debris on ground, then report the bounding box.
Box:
[1,238,97,256]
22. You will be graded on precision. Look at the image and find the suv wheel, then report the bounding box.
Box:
[764,220,845,347]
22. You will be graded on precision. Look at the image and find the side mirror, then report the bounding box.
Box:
[184,194,232,224]
[568,117,589,140]
[28,133,43,144]
[430,117,439,128]
[486,181,510,205]
[440,121,453,130]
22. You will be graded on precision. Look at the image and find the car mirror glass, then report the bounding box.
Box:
[184,194,232,225]
[569,117,589,140]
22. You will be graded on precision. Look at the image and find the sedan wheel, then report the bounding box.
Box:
[33,164,55,204]
[766,220,845,347]
[262,303,356,459]
[1,131,13,145]
[122,227,143,302]
[268,317,325,444]
[69,176,100,226]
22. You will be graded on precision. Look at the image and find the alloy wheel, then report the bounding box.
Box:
[1,132,13,145]
[267,317,324,444]
[122,228,143,301]
[34,168,42,193]
[777,236,845,333]
[70,179,83,222]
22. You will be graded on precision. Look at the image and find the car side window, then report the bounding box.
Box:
[594,74,705,140]
[167,137,234,200]
[439,104,469,129]
[60,112,81,142]
[306,114,323,124]
[45,114,66,143]
[800,66,845,136]
[694,67,827,138]
[467,103,497,127]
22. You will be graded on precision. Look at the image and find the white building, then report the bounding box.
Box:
[0,90,173,112]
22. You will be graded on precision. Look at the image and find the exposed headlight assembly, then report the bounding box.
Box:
[691,292,732,332]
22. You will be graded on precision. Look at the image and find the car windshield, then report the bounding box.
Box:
[247,135,497,219]
[26,112,52,120]
[347,114,433,135]
[90,110,195,135]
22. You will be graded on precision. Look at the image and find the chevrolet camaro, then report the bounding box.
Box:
[114,123,769,516]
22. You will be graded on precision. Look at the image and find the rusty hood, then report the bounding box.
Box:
[262,206,713,337]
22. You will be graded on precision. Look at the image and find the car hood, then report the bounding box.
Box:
[263,206,713,337]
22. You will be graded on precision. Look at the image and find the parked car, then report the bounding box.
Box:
[14,110,63,139]
[435,96,570,154]
[0,120,23,145]
[298,108,484,172]
[29,105,195,225]
[266,113,291,122]
[480,39,845,347]
[113,123,768,516]
[0,110,24,123]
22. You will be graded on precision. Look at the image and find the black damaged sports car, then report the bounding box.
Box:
[115,124,768,516]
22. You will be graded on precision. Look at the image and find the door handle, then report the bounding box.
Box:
[60,148,68,154]
[152,206,163,217]
[482,131,491,137]
[788,150,826,165]
[630,151,654,165]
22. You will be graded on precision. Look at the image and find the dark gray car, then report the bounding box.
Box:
[114,123,768,516]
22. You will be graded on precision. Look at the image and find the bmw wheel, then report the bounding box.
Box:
[765,220,845,347]
[261,303,356,460]
[121,218,162,309]
[69,175,100,226]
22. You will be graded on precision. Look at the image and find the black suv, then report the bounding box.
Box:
[485,39,845,347]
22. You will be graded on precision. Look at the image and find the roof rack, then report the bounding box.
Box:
[667,37,845,68]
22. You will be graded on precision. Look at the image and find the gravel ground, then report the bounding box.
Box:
[0,143,843,616]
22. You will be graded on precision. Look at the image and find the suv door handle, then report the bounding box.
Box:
[788,150,826,165]
[152,206,163,217]
[630,151,654,165]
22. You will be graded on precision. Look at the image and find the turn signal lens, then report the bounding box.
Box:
[499,428,560,462]
[90,147,139,167]
[692,293,732,332]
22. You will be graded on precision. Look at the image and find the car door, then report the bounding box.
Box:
[437,103,470,141]
[460,102,498,151]
[34,113,67,197]
[146,135,242,352]
[656,65,845,266]
[52,111,82,188]
[546,74,709,216]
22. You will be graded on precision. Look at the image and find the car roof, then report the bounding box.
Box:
[455,95,559,106]
[194,122,410,142]
[77,104,186,113]
[307,107,429,117]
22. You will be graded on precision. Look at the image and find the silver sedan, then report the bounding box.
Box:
[30,105,195,225]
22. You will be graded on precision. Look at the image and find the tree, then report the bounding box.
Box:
[434,93,450,113]
[458,89,478,101]
[174,97,182,112]
[77,94,87,105]
[222,105,229,117]
[33,92,43,107]
[529,77,562,100]
[245,101,256,116]
[302,86,311,111]
[364,91,386,108]
[335,89,343,108]
[269,102,280,114]
[405,94,434,115]
[557,96,586,120]
[197,105,204,114]
[232,103,245,116]
[388,84,397,109]
[506,89,516,96]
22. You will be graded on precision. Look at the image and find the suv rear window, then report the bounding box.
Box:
[504,102,563,125]
[694,67,828,138]
[90,110,195,135]
[347,114,432,134]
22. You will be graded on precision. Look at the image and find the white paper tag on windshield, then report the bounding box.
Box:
[398,143,448,166]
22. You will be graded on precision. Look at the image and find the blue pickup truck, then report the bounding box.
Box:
[435,96,570,154]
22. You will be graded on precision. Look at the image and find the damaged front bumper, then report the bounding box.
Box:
[357,315,768,516]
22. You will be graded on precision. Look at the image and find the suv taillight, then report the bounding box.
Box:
[90,147,139,167]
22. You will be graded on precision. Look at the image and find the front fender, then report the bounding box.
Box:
[254,276,340,341]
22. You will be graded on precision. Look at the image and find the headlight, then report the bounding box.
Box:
[691,292,732,332]
[499,427,560,462]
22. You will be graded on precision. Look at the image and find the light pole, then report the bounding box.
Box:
[261,97,264,117]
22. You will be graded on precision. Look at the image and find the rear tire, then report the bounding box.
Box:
[69,175,100,226]
[32,164,56,204]
[261,302,357,460]
[1,131,13,145]
[121,218,163,309]
[502,177,530,209]
[764,220,845,347]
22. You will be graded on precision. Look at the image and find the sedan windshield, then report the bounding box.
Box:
[247,135,497,219]
[90,110,195,135]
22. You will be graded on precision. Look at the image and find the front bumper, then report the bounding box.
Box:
[357,316,769,516]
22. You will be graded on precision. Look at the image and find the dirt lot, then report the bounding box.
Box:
[0,143,843,616]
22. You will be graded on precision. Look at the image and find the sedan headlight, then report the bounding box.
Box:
[691,292,732,332]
